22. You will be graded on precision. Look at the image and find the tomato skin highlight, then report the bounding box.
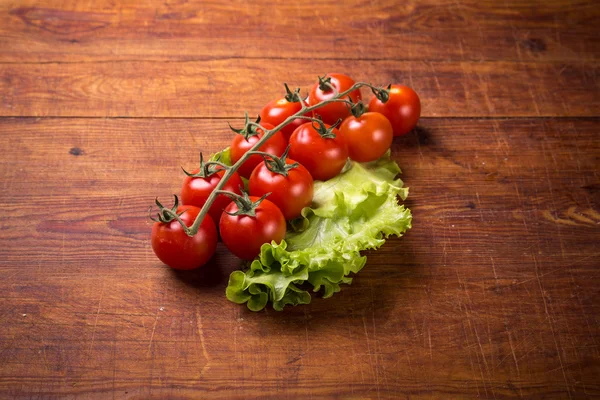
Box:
[230,122,287,178]
[309,73,362,125]
[151,206,217,270]
[181,169,244,223]
[249,159,314,220]
[288,122,349,182]
[260,98,311,142]
[219,197,286,260]
[340,112,394,163]
[368,85,421,136]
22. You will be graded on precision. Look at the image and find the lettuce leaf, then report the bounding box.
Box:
[209,147,232,165]
[225,152,412,311]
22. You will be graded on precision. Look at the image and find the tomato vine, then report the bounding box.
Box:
[156,80,391,237]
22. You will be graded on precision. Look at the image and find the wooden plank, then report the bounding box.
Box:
[0,0,598,63]
[0,117,598,398]
[0,59,598,118]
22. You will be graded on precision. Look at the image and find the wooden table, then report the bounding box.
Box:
[1,1,598,398]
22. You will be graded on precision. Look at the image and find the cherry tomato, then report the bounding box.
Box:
[260,91,312,142]
[219,196,286,260]
[230,122,287,178]
[339,112,393,162]
[368,85,421,136]
[288,122,348,181]
[181,168,243,223]
[151,205,217,270]
[249,158,314,220]
[308,73,362,125]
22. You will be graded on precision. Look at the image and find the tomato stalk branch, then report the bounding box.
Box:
[173,81,386,236]
[205,161,231,171]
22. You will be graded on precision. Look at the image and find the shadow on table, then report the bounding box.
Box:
[169,231,423,333]
[168,242,238,289]
[396,125,434,147]
[233,236,423,332]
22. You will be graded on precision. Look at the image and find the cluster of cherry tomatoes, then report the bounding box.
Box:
[151,73,421,270]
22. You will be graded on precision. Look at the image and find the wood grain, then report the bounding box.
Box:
[0,117,598,398]
[0,0,598,63]
[2,0,599,397]
[1,59,598,118]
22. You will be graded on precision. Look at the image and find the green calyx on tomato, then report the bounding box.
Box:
[219,190,270,218]
[283,83,303,103]
[348,98,367,119]
[228,113,264,140]
[248,145,299,177]
[317,75,334,93]
[181,152,225,179]
[371,84,391,103]
[149,195,186,224]
[311,117,342,139]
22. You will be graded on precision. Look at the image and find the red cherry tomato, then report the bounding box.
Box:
[308,73,362,125]
[181,168,243,223]
[368,85,421,136]
[260,96,311,142]
[288,122,348,181]
[151,205,217,270]
[219,196,286,260]
[339,112,393,162]
[249,158,314,220]
[230,122,287,178]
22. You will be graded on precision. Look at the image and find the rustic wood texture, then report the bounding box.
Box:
[1,0,599,63]
[0,0,599,399]
[1,60,599,118]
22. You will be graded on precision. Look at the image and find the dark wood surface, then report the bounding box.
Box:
[0,1,599,399]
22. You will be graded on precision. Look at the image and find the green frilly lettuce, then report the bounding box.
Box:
[224,152,412,311]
